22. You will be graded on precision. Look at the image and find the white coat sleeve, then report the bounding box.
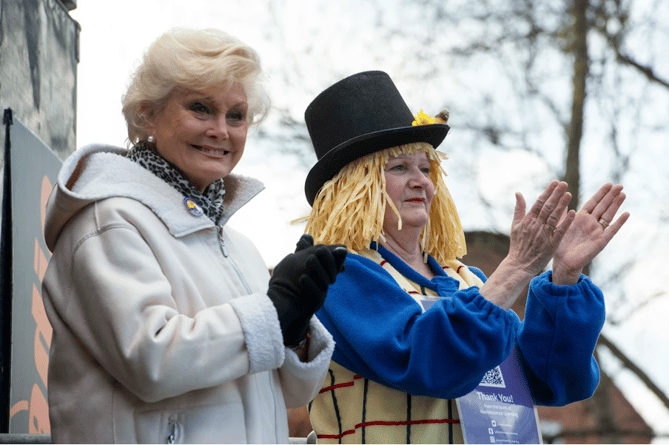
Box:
[278,316,335,408]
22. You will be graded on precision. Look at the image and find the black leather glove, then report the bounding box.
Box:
[268,234,347,348]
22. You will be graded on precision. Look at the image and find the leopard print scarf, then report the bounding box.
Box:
[126,142,226,225]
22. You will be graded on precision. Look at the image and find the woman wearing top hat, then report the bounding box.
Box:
[40,28,346,443]
[301,71,629,443]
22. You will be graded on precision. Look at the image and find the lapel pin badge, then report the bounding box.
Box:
[184,197,204,217]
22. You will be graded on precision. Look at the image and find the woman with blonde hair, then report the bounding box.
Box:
[303,71,629,443]
[41,28,345,443]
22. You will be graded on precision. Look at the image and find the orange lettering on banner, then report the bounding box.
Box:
[28,383,49,434]
[32,284,51,387]
[10,176,54,433]
[34,238,49,282]
[9,401,29,418]
[31,176,53,432]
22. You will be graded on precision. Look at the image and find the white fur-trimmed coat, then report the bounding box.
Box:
[42,144,334,443]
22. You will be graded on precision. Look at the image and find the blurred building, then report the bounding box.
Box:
[0,0,78,162]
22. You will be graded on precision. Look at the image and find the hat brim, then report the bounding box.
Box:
[305,123,449,206]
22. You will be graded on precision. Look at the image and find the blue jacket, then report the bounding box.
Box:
[316,245,605,406]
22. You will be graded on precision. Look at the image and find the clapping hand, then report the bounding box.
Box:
[551,183,630,285]
[481,181,629,308]
[505,180,575,277]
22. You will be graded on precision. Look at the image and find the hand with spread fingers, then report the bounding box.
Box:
[480,181,576,308]
[506,180,575,277]
[552,183,630,285]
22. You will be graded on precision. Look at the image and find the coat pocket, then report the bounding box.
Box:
[134,401,247,443]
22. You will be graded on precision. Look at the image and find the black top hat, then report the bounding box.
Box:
[303,70,450,206]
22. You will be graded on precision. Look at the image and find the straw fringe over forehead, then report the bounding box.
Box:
[305,142,467,264]
[122,28,270,146]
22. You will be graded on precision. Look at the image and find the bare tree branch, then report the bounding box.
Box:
[599,333,669,412]
[614,52,669,88]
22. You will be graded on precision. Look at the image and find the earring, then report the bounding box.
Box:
[147,135,155,143]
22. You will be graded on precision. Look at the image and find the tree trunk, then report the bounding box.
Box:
[567,0,622,440]
[564,0,589,211]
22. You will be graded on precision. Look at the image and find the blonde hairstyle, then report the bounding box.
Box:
[305,142,467,264]
[122,27,270,145]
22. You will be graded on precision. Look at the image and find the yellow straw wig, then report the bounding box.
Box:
[305,142,467,264]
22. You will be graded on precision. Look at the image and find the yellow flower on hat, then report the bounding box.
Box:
[412,110,436,126]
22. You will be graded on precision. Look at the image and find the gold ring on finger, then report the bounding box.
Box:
[545,223,556,232]
[598,218,610,229]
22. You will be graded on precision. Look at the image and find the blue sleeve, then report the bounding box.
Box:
[516,271,605,406]
[316,254,521,399]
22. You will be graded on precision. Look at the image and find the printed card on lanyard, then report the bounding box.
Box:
[421,299,542,444]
